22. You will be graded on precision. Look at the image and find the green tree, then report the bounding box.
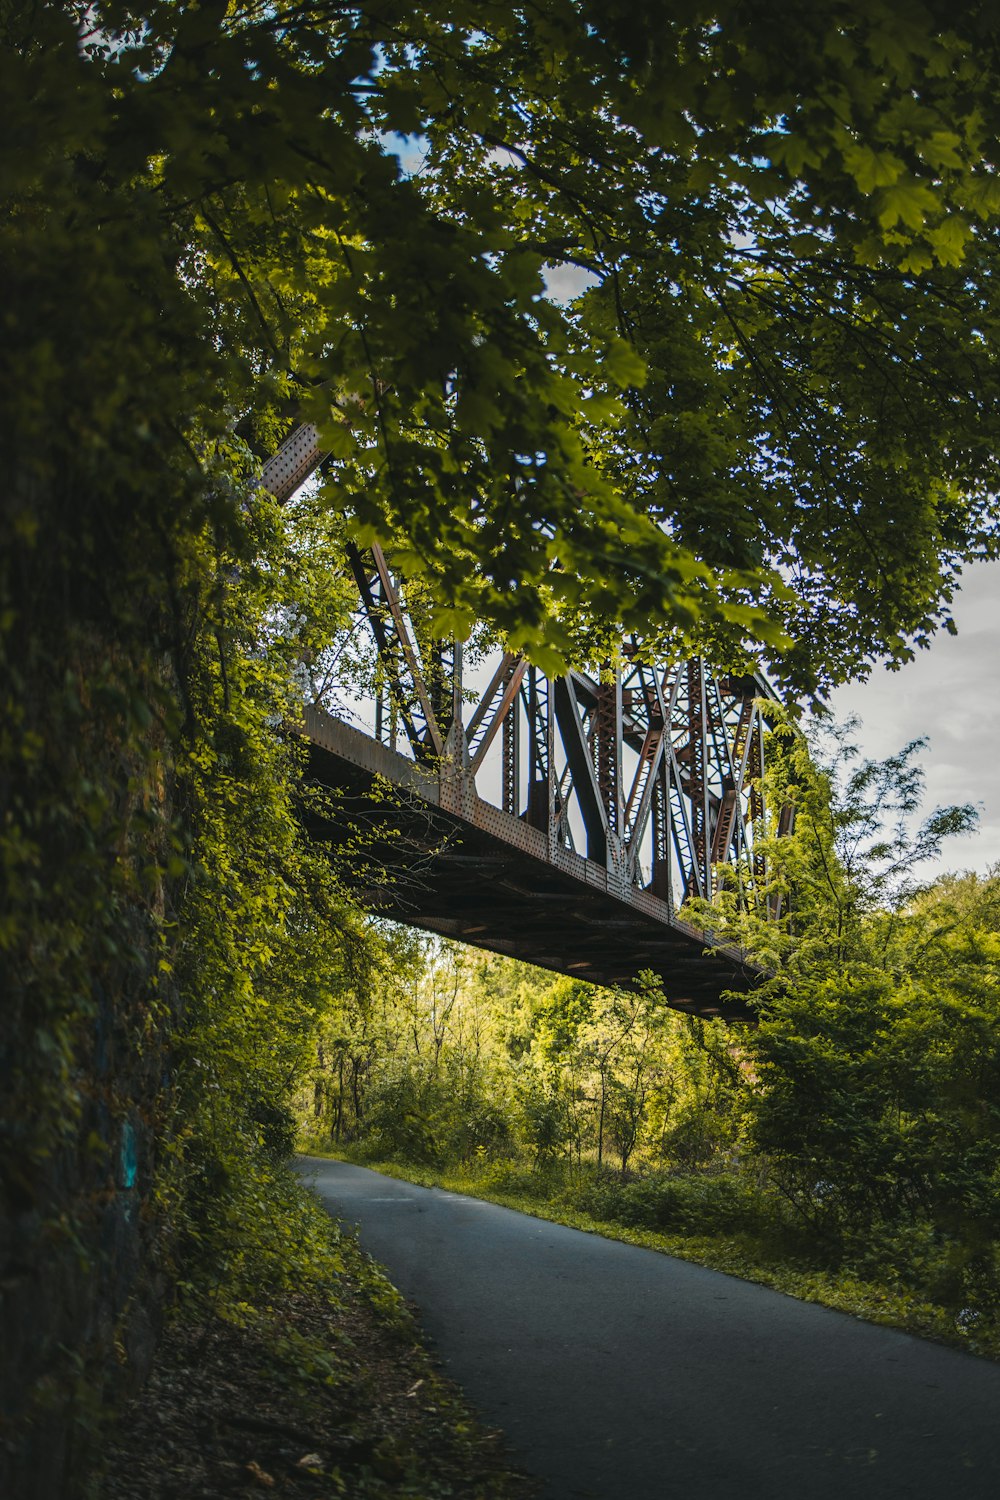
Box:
[578,984,669,1174]
[747,717,978,970]
[712,728,1000,1305]
[10,2,1000,688]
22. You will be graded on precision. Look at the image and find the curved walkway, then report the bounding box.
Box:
[299,1158,1000,1500]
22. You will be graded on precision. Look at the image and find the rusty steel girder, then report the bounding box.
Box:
[263,425,790,1017]
[333,537,780,912]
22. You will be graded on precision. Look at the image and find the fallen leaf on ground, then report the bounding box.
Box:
[246,1459,275,1487]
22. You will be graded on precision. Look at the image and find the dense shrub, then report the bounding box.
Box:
[565,1171,775,1239]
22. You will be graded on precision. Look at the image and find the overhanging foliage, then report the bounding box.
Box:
[7,2,1000,689]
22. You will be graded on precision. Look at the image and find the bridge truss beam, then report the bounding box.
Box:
[263,425,789,1019]
[339,538,778,914]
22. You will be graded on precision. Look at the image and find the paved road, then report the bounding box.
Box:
[298,1158,1000,1499]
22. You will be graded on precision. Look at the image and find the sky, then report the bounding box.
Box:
[828,559,1000,880]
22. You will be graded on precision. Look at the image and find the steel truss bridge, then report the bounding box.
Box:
[264,427,791,1021]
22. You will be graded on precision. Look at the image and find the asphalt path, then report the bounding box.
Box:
[298,1157,1000,1499]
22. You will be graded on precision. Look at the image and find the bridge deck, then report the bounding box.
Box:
[302,706,759,1021]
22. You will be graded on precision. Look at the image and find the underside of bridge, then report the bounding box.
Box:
[303,705,762,1022]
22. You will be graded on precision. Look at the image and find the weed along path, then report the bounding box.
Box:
[298,1158,1000,1500]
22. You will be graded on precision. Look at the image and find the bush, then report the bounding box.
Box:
[841,1219,1000,1316]
[361,1072,450,1165]
[247,1094,298,1164]
[453,1099,516,1162]
[478,1161,550,1197]
[660,1104,742,1170]
[566,1169,774,1238]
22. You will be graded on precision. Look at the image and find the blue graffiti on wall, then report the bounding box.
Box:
[119,1119,138,1190]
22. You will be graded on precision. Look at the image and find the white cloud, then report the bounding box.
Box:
[541,262,599,304]
[828,559,1000,877]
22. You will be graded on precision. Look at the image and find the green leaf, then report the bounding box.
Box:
[602,339,647,390]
